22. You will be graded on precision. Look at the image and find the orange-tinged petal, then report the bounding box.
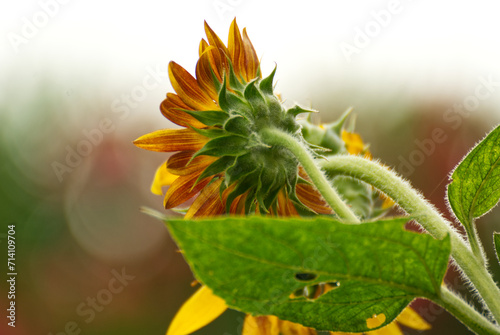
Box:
[229,192,247,215]
[196,46,226,101]
[296,183,332,214]
[228,19,244,78]
[276,191,299,217]
[204,21,230,57]
[366,322,402,335]
[167,151,216,176]
[151,161,178,195]
[243,315,280,335]
[185,178,224,219]
[133,129,207,152]
[279,318,317,335]
[395,307,431,331]
[166,286,227,335]
[169,61,217,110]
[160,93,206,128]
[164,170,212,209]
[241,27,260,81]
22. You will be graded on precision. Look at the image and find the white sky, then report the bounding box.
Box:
[2,0,500,109]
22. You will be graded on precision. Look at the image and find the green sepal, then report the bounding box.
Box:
[244,187,257,214]
[494,233,500,265]
[190,127,226,139]
[194,135,248,158]
[326,107,353,136]
[255,167,281,212]
[299,120,326,147]
[256,167,281,209]
[226,153,260,187]
[286,105,317,118]
[244,80,269,119]
[218,76,253,116]
[226,57,246,92]
[183,109,229,127]
[197,156,237,183]
[224,115,252,136]
[259,65,277,95]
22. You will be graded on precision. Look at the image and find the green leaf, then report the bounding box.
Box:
[494,233,500,265]
[165,217,450,332]
[447,125,500,230]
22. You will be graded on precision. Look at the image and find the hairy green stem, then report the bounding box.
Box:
[320,155,500,326]
[436,287,500,335]
[260,128,359,223]
[466,222,486,265]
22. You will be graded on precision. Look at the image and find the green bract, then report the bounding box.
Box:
[187,67,316,214]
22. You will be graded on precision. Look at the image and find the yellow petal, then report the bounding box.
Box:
[366,314,386,329]
[395,307,431,331]
[166,286,227,335]
[151,161,178,195]
[367,322,402,335]
[242,315,280,335]
[342,130,366,156]
[199,38,209,56]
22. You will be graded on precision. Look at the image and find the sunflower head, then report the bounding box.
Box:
[193,68,313,213]
[134,19,316,214]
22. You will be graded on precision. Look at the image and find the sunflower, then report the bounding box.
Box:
[134,19,330,219]
[134,19,430,335]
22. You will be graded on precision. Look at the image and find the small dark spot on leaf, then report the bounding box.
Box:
[295,273,317,281]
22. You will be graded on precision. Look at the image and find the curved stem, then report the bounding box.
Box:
[436,287,500,335]
[320,155,500,325]
[260,128,359,223]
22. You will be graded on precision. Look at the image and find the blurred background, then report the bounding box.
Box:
[1,0,500,334]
